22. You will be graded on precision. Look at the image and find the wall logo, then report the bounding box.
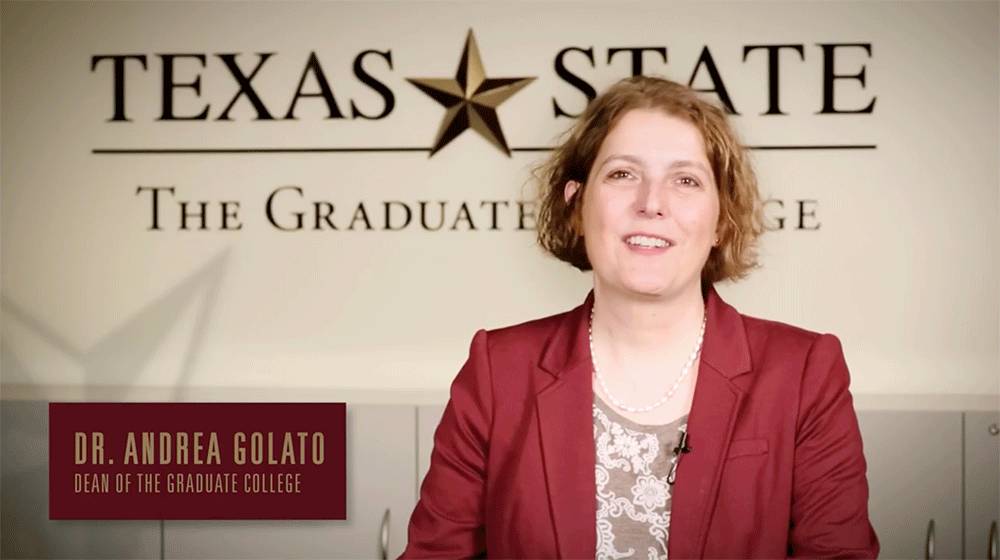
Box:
[91,30,877,159]
[89,29,874,233]
[406,30,535,156]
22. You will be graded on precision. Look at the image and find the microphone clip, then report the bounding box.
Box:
[667,429,691,486]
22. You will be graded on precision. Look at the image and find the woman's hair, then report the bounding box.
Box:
[534,75,765,284]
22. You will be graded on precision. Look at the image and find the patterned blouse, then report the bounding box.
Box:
[593,395,689,560]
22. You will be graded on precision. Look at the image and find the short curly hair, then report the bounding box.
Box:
[534,75,764,284]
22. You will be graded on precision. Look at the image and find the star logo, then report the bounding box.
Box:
[407,30,535,157]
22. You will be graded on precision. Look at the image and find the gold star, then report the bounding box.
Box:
[407,30,535,157]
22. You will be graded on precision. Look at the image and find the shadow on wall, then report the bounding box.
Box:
[1,251,230,558]
[1,250,231,401]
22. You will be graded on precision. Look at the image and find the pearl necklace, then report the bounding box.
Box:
[589,304,707,413]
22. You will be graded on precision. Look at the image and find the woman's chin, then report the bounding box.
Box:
[621,278,673,298]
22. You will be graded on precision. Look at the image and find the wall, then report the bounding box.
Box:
[2,1,998,399]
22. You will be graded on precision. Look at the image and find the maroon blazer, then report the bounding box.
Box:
[401,285,879,559]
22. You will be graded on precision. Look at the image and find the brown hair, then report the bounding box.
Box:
[534,75,764,284]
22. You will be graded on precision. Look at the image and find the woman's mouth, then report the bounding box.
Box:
[623,234,673,254]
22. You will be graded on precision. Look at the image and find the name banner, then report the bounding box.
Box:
[48,403,346,519]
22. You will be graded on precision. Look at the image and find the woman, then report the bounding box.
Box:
[401,76,879,559]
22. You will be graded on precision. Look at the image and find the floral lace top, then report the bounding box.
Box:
[593,395,689,560]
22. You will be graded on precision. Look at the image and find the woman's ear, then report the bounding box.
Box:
[564,180,581,204]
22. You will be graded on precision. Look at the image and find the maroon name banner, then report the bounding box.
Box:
[49,402,346,520]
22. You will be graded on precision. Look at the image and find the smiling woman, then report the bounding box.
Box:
[401,76,879,559]
[562,109,724,312]
[536,77,763,286]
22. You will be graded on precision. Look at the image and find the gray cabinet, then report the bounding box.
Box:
[2,399,996,559]
[964,412,1000,560]
[858,411,964,559]
[856,410,1000,560]
[163,405,417,559]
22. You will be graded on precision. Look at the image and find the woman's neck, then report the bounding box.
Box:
[591,281,707,363]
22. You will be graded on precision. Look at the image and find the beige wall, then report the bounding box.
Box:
[2,1,997,398]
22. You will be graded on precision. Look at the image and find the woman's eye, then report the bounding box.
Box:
[608,169,634,180]
[677,176,701,187]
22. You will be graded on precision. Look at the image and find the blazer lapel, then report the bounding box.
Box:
[534,285,753,559]
[668,284,753,559]
[535,290,597,559]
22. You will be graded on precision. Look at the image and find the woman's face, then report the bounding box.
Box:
[565,108,720,299]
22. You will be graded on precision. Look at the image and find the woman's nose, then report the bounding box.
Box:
[636,181,669,218]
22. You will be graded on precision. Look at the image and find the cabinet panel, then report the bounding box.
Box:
[857,411,963,559]
[0,401,161,559]
[164,404,416,559]
[964,411,1000,560]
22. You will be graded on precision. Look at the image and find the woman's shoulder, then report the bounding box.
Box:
[733,313,852,414]
[480,306,574,355]
[738,311,843,361]
[709,285,842,363]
